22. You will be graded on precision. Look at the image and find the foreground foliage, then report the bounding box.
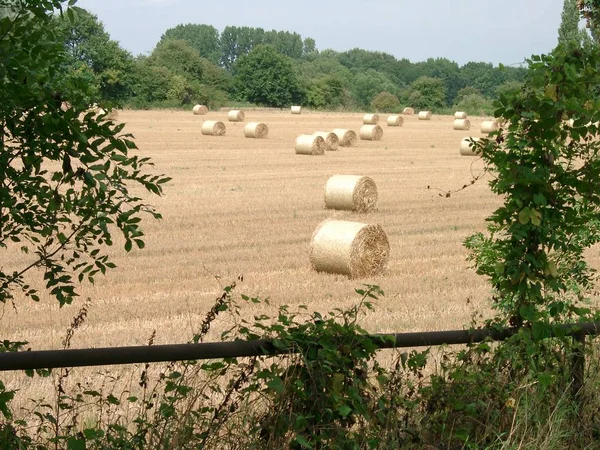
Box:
[2,1,600,449]
[1,285,598,449]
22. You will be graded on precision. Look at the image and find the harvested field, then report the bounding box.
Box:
[5,110,598,404]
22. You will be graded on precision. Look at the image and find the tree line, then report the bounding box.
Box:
[53,8,535,114]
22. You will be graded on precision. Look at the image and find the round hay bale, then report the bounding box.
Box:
[291,105,302,114]
[193,105,208,115]
[313,131,339,151]
[454,111,468,119]
[403,107,414,115]
[332,129,357,147]
[228,110,245,122]
[201,120,226,136]
[363,113,379,125]
[244,122,268,139]
[324,175,378,212]
[418,111,432,120]
[295,134,325,155]
[460,137,481,156]
[309,220,390,278]
[453,119,470,131]
[386,115,404,127]
[481,120,499,134]
[359,125,383,141]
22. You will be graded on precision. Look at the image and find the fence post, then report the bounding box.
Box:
[570,330,585,402]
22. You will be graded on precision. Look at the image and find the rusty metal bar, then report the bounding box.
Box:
[0,322,598,372]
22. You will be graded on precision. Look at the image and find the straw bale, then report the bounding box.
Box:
[291,105,302,114]
[359,125,383,141]
[460,137,481,156]
[332,129,357,147]
[454,111,467,119]
[228,110,245,122]
[386,115,404,127]
[309,220,390,278]
[453,119,471,130]
[244,122,268,139]
[201,120,226,136]
[324,175,378,212]
[363,113,379,125]
[193,105,208,115]
[481,120,499,134]
[403,107,414,115]
[295,134,325,155]
[313,131,339,151]
[418,111,432,120]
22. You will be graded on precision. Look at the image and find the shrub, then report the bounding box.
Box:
[370,91,400,112]
[453,93,494,116]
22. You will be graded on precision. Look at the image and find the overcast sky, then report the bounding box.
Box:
[76,0,566,66]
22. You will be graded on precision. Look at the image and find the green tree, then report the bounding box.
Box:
[465,40,600,329]
[1,0,169,329]
[337,48,402,85]
[233,45,304,107]
[454,86,482,104]
[494,80,523,99]
[557,0,593,47]
[264,30,304,59]
[303,37,317,56]
[352,69,398,108]
[453,93,493,116]
[296,56,353,85]
[54,7,134,103]
[160,23,221,64]
[304,75,346,109]
[197,56,232,93]
[459,62,497,98]
[416,57,464,105]
[409,76,447,110]
[130,59,176,104]
[148,39,204,81]
[220,26,265,70]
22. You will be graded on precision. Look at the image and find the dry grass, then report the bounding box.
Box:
[4,110,598,407]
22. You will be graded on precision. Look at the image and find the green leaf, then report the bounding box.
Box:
[66,437,86,450]
[294,435,313,449]
[338,404,352,417]
[266,377,285,395]
[518,207,531,225]
[530,209,542,227]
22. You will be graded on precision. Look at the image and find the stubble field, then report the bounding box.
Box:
[8,108,586,403]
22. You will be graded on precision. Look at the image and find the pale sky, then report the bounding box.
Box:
[76,0,566,65]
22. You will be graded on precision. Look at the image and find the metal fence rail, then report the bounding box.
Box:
[0,322,598,372]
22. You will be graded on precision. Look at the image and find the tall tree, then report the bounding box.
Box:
[409,76,447,110]
[148,39,204,80]
[303,37,317,56]
[220,26,264,70]
[557,0,593,47]
[160,24,221,64]
[416,58,464,105]
[233,45,304,107]
[54,7,135,102]
[352,69,398,108]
